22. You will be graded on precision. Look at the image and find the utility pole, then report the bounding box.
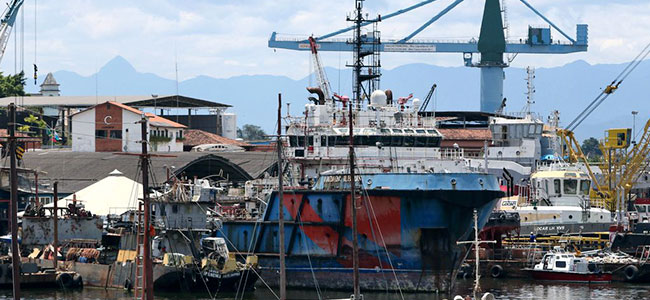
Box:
[277,93,287,300]
[53,181,59,270]
[8,103,21,299]
[140,116,154,300]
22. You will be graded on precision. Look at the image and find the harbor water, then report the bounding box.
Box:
[5,278,650,299]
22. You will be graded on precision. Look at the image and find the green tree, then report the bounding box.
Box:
[581,137,602,160]
[238,124,268,141]
[18,114,47,137]
[0,71,25,98]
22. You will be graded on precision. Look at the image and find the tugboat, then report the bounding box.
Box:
[525,248,612,283]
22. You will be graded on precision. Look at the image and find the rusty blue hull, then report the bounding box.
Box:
[218,173,503,293]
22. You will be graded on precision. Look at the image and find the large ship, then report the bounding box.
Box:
[218,172,503,293]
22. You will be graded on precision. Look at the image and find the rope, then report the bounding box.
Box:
[359,176,405,300]
[294,198,323,300]
[218,228,280,300]
[567,41,650,131]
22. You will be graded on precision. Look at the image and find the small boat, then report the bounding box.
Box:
[524,249,612,283]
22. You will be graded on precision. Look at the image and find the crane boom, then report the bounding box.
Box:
[308,36,333,102]
[0,0,24,64]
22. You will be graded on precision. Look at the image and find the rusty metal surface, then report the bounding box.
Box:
[22,217,102,245]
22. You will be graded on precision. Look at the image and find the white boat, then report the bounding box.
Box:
[508,162,613,235]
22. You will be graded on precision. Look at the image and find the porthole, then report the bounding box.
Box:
[524,217,528,221]
[568,215,573,219]
[600,215,603,219]
[553,216,557,219]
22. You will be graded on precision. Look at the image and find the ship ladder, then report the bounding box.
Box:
[637,245,650,266]
[133,201,146,300]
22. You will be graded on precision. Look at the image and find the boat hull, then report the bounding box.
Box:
[526,269,612,283]
[219,173,503,293]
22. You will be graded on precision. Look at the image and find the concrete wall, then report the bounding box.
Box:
[71,109,95,152]
[122,110,142,152]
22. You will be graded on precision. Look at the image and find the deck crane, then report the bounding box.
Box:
[557,41,650,211]
[0,0,24,64]
[269,0,588,113]
[306,36,334,105]
[419,83,437,112]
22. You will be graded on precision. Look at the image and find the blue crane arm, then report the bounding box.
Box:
[399,0,465,43]
[316,0,439,41]
[269,35,587,54]
[519,0,575,44]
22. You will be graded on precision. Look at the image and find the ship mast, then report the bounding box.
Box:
[349,1,363,299]
[8,103,21,299]
[277,93,287,300]
[139,115,154,300]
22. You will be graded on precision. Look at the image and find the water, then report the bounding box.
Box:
[3,278,650,299]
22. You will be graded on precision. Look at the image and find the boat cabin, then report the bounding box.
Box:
[534,251,601,274]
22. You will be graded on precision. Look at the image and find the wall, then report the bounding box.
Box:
[71,109,95,152]
[150,126,183,152]
[94,103,123,152]
[122,110,142,153]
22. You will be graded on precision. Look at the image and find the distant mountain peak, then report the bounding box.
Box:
[100,55,136,74]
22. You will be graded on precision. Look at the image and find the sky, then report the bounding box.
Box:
[0,0,649,81]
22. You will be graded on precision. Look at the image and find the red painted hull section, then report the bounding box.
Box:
[527,270,612,282]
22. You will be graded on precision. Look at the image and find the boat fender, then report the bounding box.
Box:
[124,278,133,291]
[587,263,596,272]
[624,265,639,281]
[73,274,83,288]
[56,272,74,288]
[482,292,496,300]
[490,264,504,278]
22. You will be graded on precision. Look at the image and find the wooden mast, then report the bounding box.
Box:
[140,115,154,300]
[8,103,20,300]
[277,93,287,300]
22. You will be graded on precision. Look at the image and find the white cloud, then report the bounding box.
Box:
[0,0,648,81]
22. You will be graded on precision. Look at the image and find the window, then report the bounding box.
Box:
[172,204,178,213]
[95,130,107,139]
[416,129,426,134]
[403,136,415,147]
[637,205,647,213]
[555,261,567,268]
[110,130,122,139]
[580,180,591,195]
[392,129,404,134]
[564,179,577,195]
[554,179,561,195]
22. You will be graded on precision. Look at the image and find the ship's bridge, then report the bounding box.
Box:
[286,127,443,148]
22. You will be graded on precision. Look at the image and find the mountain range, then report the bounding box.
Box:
[25,56,650,141]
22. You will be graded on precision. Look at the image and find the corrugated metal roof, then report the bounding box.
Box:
[5,150,277,193]
[0,94,229,108]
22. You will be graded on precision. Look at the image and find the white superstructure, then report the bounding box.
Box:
[512,162,612,234]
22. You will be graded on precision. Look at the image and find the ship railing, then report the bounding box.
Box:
[441,147,465,159]
[517,185,535,206]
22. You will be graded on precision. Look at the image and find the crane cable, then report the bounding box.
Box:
[566,41,650,132]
